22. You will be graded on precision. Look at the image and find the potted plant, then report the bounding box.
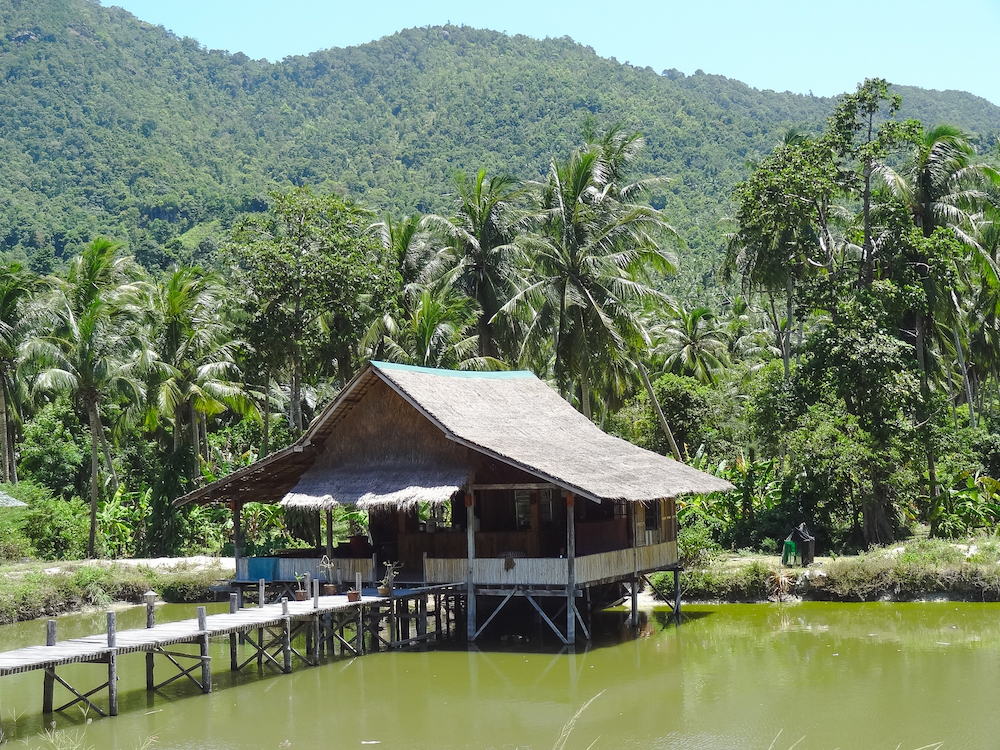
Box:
[293,573,308,601]
[319,555,340,595]
[378,561,400,597]
[346,588,361,602]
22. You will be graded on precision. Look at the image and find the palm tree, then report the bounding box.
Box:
[146,265,256,479]
[427,169,525,360]
[652,301,730,385]
[507,130,678,419]
[371,284,500,371]
[0,262,41,482]
[22,237,148,557]
[25,299,145,557]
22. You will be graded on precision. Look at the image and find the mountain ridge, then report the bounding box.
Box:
[2,0,998,285]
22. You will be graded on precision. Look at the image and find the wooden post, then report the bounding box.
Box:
[465,491,476,641]
[281,598,291,673]
[43,620,57,713]
[197,606,211,692]
[418,594,428,643]
[233,500,243,577]
[630,504,639,629]
[566,492,576,644]
[673,569,682,623]
[388,587,397,647]
[258,578,265,608]
[107,611,118,716]
[229,593,239,671]
[313,577,320,608]
[145,591,156,691]
[325,509,334,558]
[356,603,364,654]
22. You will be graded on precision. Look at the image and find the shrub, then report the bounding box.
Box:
[0,507,33,560]
[22,490,91,560]
[155,565,225,602]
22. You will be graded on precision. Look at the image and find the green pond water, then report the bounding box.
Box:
[1,601,998,749]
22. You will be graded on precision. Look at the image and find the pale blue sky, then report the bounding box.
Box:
[108,0,1000,106]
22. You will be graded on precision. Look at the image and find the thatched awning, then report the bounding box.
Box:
[174,361,732,509]
[282,461,472,510]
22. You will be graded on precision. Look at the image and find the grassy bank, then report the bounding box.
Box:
[650,537,1000,603]
[0,560,233,624]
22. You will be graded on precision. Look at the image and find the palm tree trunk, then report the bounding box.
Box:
[784,276,793,376]
[580,375,592,420]
[191,407,201,479]
[291,350,303,435]
[945,363,959,431]
[636,358,682,461]
[0,381,10,483]
[87,405,101,558]
[954,327,977,428]
[92,405,119,492]
[262,375,271,457]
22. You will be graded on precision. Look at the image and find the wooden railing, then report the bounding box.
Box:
[423,541,678,587]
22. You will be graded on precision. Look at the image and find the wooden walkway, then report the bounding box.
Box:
[0,581,464,739]
[0,592,382,677]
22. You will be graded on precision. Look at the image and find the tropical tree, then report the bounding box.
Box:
[228,187,393,434]
[145,265,256,479]
[22,237,149,557]
[373,285,500,371]
[427,169,525,360]
[509,128,678,419]
[652,301,729,385]
[0,262,41,482]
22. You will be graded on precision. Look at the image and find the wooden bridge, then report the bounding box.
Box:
[0,579,462,739]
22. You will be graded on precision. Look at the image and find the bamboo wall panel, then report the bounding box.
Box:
[425,541,677,586]
[424,557,466,583]
[474,557,568,586]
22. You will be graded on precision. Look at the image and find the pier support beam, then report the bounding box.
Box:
[229,594,239,671]
[465,491,476,641]
[281,599,292,673]
[107,611,118,716]
[673,569,682,623]
[566,492,576,644]
[145,591,156,691]
[197,607,212,693]
[43,620,56,713]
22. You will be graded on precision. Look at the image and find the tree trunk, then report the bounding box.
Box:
[291,350,303,435]
[580,373,592,420]
[784,275,794,376]
[87,405,101,559]
[191,407,201,480]
[636,358,682,461]
[92,405,119,492]
[262,375,271,457]
[954,327,976,428]
[0,380,10,483]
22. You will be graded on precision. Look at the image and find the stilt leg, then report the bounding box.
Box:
[197,607,212,692]
[43,620,56,713]
[673,569,682,623]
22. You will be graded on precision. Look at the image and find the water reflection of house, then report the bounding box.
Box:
[174,362,731,643]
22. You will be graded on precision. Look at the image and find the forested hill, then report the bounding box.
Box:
[3,0,1000,283]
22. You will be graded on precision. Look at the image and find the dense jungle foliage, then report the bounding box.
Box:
[2,0,1000,294]
[2,0,1000,564]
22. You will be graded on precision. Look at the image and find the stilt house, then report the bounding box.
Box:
[175,361,731,642]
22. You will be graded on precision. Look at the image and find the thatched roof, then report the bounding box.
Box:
[174,361,732,508]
